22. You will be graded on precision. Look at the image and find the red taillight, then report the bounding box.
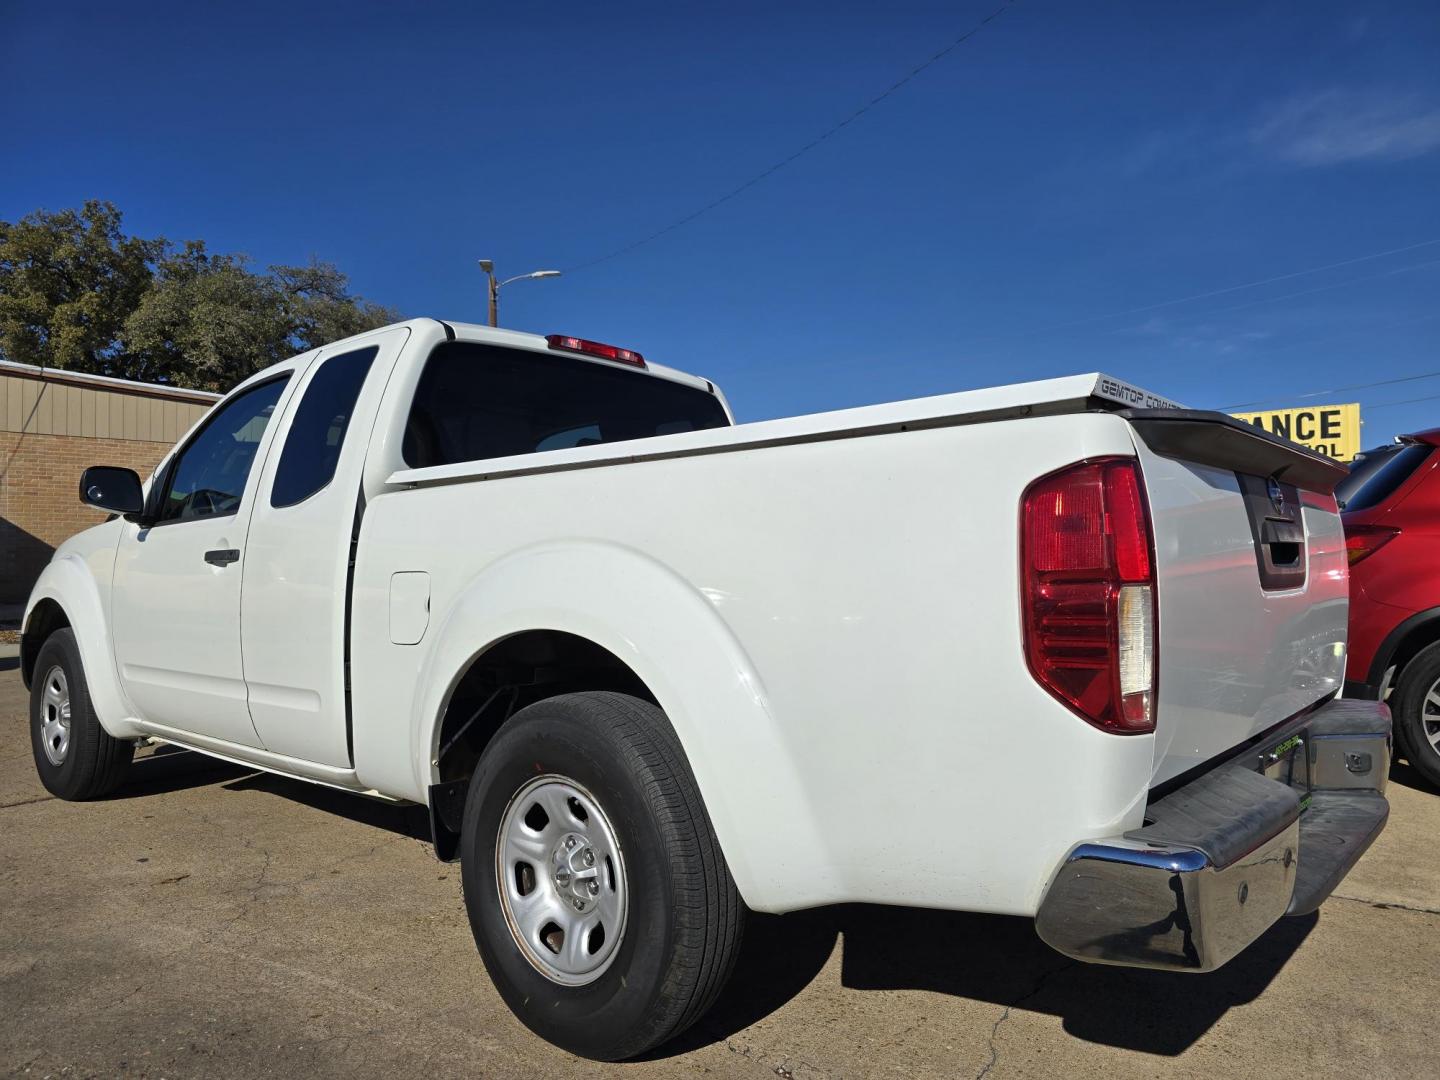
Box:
[1343,523,1400,565]
[546,334,646,368]
[1022,458,1157,734]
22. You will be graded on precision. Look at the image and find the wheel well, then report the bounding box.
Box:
[433,630,656,785]
[20,599,70,690]
[1386,619,1440,692]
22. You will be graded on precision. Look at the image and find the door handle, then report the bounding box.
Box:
[204,548,241,567]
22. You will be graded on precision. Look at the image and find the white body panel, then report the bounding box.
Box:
[239,327,410,766]
[23,318,1343,923]
[24,525,137,737]
[108,363,301,746]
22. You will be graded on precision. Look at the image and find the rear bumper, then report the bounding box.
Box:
[1035,698,1390,972]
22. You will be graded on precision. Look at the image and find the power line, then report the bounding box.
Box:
[1365,394,1440,414]
[1222,369,1440,411]
[1260,311,1440,355]
[1190,256,1440,319]
[563,1,1018,274]
[999,237,1440,339]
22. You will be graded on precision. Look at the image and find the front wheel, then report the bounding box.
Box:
[460,691,744,1060]
[30,628,133,800]
[1391,642,1440,789]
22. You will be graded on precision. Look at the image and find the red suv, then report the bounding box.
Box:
[1342,429,1440,787]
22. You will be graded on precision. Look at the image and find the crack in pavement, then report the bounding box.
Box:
[204,835,415,937]
[1332,892,1440,917]
[97,982,148,1013]
[0,793,56,809]
[974,961,1077,1080]
[974,1007,1009,1080]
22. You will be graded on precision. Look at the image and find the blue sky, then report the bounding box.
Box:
[5,1,1439,443]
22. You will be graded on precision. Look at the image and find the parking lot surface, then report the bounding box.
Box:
[2,661,1438,1079]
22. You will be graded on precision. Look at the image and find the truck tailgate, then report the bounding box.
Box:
[1124,411,1351,785]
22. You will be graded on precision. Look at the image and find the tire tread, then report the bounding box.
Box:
[31,629,133,801]
[574,691,744,1050]
[464,689,744,1059]
[1392,641,1440,789]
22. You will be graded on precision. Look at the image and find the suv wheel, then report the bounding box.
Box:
[1390,640,1440,788]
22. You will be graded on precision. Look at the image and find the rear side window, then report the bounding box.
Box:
[271,346,379,507]
[1340,443,1433,512]
[402,342,729,469]
[1334,445,1402,507]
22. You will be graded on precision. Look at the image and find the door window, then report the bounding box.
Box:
[270,346,379,507]
[157,377,289,524]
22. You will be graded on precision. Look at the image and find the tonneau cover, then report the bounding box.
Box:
[390,372,1182,489]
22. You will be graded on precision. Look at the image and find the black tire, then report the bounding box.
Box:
[460,691,744,1060]
[1391,641,1440,789]
[30,628,133,800]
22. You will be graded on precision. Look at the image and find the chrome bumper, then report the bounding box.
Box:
[1035,699,1391,972]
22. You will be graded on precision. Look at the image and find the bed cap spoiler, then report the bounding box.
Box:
[1120,407,1349,495]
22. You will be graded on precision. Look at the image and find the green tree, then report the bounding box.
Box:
[0,201,402,391]
[121,242,295,391]
[272,260,400,354]
[0,201,160,373]
[122,248,400,392]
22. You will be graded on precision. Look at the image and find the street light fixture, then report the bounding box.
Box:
[478,260,562,327]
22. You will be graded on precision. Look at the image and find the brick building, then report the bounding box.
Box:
[0,360,218,604]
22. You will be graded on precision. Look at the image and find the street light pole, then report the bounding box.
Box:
[478,260,561,328]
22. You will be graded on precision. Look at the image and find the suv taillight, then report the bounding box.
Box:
[1343,523,1400,565]
[1021,457,1157,734]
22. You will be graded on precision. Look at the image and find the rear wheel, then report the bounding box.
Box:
[1391,641,1440,789]
[30,629,133,800]
[460,691,744,1060]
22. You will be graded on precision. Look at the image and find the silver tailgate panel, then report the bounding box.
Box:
[1132,439,1348,785]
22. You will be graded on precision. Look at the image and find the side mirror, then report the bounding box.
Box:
[79,466,145,516]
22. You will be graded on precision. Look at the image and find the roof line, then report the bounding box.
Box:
[0,359,221,403]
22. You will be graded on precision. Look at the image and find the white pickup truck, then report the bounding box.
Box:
[24,319,1390,1059]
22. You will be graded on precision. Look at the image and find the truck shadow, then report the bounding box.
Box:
[219,769,433,840]
[1388,755,1437,795]
[106,744,251,799]
[110,747,431,837]
[108,748,1320,1058]
[667,904,1316,1059]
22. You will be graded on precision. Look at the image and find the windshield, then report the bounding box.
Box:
[402,342,730,469]
[1339,442,1432,513]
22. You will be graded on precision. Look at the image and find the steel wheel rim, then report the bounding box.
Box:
[1423,677,1440,752]
[495,774,628,986]
[39,665,72,766]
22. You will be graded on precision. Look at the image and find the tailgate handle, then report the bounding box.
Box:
[1238,474,1308,589]
[1260,519,1304,567]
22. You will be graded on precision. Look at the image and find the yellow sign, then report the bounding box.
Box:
[1229,403,1361,461]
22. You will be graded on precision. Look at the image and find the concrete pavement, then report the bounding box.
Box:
[1,660,1437,1079]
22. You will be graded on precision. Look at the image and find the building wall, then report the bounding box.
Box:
[0,367,217,604]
